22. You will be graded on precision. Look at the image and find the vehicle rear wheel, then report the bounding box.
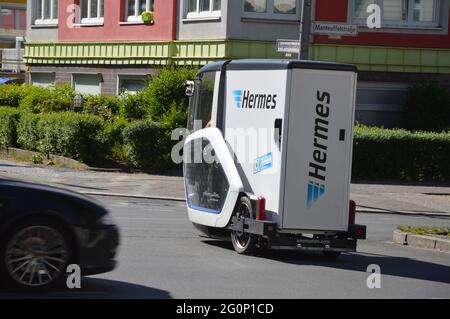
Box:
[0,218,73,292]
[230,196,257,255]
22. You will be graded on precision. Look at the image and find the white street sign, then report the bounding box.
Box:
[277,40,300,54]
[312,23,358,37]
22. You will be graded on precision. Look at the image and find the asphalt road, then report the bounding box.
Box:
[1,196,449,299]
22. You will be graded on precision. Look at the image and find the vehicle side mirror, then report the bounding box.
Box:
[185,80,195,97]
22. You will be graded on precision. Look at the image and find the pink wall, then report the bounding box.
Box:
[58,0,177,42]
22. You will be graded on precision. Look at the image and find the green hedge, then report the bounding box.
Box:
[83,94,122,120]
[119,91,149,120]
[0,107,20,147]
[16,112,41,151]
[122,120,172,171]
[403,82,450,132]
[101,117,129,161]
[146,67,197,129]
[19,84,76,113]
[0,85,26,108]
[17,112,106,164]
[353,125,450,181]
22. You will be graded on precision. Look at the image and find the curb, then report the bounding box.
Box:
[357,208,450,218]
[1,147,89,170]
[392,230,450,253]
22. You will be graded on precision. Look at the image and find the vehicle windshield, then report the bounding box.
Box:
[187,71,216,131]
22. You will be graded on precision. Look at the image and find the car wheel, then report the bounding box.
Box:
[0,218,73,292]
[231,196,257,255]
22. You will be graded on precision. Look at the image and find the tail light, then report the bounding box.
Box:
[349,200,356,225]
[257,196,266,221]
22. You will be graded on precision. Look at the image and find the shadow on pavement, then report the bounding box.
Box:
[203,240,450,285]
[0,278,172,299]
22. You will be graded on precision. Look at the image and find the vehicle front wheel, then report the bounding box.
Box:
[0,218,73,292]
[230,196,257,255]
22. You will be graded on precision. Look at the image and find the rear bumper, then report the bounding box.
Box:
[269,236,357,252]
[74,225,120,276]
[228,216,366,252]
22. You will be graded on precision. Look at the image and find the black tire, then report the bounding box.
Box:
[0,218,73,292]
[230,196,257,255]
[323,251,341,259]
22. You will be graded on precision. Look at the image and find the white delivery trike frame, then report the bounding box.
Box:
[183,59,366,257]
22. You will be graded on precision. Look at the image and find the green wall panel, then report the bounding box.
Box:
[25,41,450,73]
[310,44,450,74]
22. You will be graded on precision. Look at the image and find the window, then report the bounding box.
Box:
[30,73,55,88]
[126,0,154,22]
[184,138,229,214]
[80,0,104,24]
[188,71,217,131]
[33,0,58,25]
[1,7,26,30]
[118,75,149,94]
[413,0,437,22]
[186,0,221,18]
[243,0,298,19]
[351,0,440,27]
[356,82,408,128]
[73,74,101,95]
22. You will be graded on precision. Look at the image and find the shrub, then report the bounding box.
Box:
[158,101,191,129]
[0,84,26,107]
[17,112,41,151]
[403,82,450,132]
[19,84,75,113]
[120,91,149,120]
[38,112,105,164]
[146,67,197,128]
[83,94,123,120]
[0,107,20,147]
[100,117,129,161]
[122,120,171,171]
[353,125,450,181]
[17,112,106,164]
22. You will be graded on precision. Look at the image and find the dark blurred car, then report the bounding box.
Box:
[0,77,24,85]
[0,178,119,291]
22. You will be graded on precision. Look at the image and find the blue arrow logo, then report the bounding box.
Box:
[307,181,325,208]
[232,90,242,108]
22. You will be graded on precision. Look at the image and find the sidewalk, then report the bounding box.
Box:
[1,159,449,216]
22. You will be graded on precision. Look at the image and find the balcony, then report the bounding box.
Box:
[1,48,25,73]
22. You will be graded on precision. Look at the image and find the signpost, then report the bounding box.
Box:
[276,2,358,58]
[312,22,358,39]
[277,40,301,55]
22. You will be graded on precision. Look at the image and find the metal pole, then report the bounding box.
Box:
[298,0,304,60]
[299,0,312,60]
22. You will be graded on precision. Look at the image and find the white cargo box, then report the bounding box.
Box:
[184,60,364,254]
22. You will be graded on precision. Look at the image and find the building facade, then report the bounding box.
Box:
[0,0,26,48]
[25,0,300,95]
[26,0,178,94]
[312,0,450,126]
[24,0,450,126]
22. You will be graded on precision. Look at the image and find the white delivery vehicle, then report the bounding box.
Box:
[183,59,366,257]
